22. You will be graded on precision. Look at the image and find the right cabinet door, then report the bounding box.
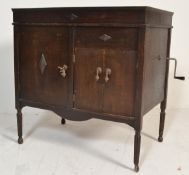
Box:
[102,48,137,116]
[74,27,138,116]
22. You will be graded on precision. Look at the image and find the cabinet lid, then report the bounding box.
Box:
[12,6,173,28]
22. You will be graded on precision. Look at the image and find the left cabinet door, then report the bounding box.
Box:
[18,26,71,107]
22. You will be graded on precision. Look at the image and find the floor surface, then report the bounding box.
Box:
[0,108,189,175]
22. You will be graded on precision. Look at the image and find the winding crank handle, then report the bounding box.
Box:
[166,58,185,80]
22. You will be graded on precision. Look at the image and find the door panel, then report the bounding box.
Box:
[74,27,138,116]
[102,49,137,116]
[74,48,103,112]
[19,26,71,107]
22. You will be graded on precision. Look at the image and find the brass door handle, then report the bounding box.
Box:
[95,67,102,81]
[58,65,68,78]
[105,68,111,82]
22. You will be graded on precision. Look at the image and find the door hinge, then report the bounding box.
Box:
[73,54,76,63]
[73,94,75,102]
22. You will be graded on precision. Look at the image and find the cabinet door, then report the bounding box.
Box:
[74,47,104,112]
[74,27,138,116]
[19,27,71,107]
[102,49,137,116]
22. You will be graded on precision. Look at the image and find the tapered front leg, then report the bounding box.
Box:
[17,108,23,144]
[134,130,141,172]
[158,102,166,142]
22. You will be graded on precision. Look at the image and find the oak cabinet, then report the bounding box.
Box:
[13,7,177,172]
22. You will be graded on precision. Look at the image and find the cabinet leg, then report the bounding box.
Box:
[17,108,23,144]
[158,30,170,142]
[158,102,166,142]
[134,130,141,172]
[61,118,66,125]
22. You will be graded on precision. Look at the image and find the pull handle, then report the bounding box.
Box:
[105,68,112,82]
[95,67,102,81]
[58,65,68,78]
[166,58,185,80]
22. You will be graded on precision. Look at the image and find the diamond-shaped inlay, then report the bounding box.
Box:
[39,53,47,74]
[99,34,112,42]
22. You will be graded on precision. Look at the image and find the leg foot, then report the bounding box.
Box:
[18,137,23,144]
[134,130,141,172]
[158,136,163,142]
[134,165,139,172]
[17,108,23,144]
[61,118,66,125]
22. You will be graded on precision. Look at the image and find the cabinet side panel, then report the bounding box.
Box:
[142,28,169,115]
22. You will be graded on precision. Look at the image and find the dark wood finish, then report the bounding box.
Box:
[61,118,66,125]
[134,130,141,172]
[74,27,138,116]
[74,47,103,112]
[102,49,137,116]
[12,7,173,27]
[12,6,173,172]
[19,26,71,107]
[142,28,169,115]
[16,108,23,144]
[74,27,138,50]
[158,29,172,142]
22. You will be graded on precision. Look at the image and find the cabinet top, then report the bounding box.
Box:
[12,6,173,27]
[12,6,173,13]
